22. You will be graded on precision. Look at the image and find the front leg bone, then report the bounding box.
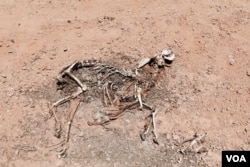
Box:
[52,87,83,107]
[135,85,143,109]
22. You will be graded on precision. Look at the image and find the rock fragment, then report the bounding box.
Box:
[228,55,235,65]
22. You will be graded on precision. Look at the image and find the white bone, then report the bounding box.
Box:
[164,53,175,61]
[136,87,143,109]
[161,49,172,56]
[138,57,151,69]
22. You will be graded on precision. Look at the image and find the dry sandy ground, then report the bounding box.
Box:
[0,0,249,167]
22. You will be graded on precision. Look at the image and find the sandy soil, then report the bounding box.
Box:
[0,0,249,167]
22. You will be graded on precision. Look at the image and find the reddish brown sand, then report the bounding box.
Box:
[0,1,249,166]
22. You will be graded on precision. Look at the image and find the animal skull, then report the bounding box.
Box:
[138,48,175,68]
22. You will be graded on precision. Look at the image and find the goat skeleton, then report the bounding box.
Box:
[51,48,175,155]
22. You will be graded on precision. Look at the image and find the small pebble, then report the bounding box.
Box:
[10,39,15,43]
[247,69,250,77]
[15,149,19,155]
[63,48,70,52]
[166,133,172,140]
[1,74,6,78]
[228,55,235,65]
[236,89,243,94]
[7,87,14,97]
[78,131,84,137]
[30,104,35,108]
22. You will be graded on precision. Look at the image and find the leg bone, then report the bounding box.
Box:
[52,87,83,107]
[136,86,143,109]
[152,110,159,144]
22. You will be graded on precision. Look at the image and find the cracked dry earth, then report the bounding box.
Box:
[0,0,249,167]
